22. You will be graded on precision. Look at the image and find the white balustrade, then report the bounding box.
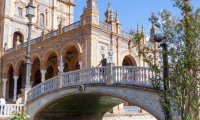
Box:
[0,104,24,116]
[45,30,59,39]
[5,48,14,54]
[99,21,112,31]
[28,76,58,101]
[112,66,154,87]
[62,21,81,33]
[28,66,158,102]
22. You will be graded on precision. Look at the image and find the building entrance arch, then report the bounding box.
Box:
[122,55,137,66]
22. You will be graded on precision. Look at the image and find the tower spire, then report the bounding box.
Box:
[105,0,114,23]
[115,11,119,23]
[142,24,144,34]
[137,22,140,34]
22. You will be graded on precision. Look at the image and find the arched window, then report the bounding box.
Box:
[40,13,45,25]
[18,7,22,17]
[13,32,24,47]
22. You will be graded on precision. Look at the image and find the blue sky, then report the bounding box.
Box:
[74,0,200,35]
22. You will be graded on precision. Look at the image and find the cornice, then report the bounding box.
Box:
[57,0,76,6]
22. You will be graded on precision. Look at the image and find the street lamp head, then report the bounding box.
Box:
[26,1,35,19]
[154,33,166,43]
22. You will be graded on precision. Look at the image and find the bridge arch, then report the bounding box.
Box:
[27,85,164,120]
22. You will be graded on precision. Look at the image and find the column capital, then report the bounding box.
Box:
[13,76,19,80]
[3,79,7,82]
[40,70,47,73]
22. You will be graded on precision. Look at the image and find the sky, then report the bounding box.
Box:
[74,0,200,35]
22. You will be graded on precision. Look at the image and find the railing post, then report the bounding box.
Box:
[58,55,64,88]
[58,72,63,88]
[106,63,114,85]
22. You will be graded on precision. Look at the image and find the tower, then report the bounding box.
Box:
[81,0,99,25]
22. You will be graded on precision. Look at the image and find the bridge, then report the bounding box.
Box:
[26,65,165,120]
[0,66,181,120]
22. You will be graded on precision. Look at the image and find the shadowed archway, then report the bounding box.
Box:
[27,85,165,120]
[34,94,124,120]
[122,55,137,66]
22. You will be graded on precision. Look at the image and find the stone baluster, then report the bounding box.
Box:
[13,76,19,102]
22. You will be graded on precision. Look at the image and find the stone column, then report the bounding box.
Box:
[40,70,46,82]
[2,79,7,99]
[79,61,82,69]
[13,76,19,102]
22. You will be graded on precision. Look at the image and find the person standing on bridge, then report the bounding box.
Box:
[97,54,107,67]
[97,54,107,80]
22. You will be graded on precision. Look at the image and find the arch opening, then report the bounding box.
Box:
[33,93,157,120]
[8,66,14,99]
[45,52,57,79]
[31,58,41,87]
[122,55,137,66]
[13,31,24,47]
[64,46,79,72]
[34,93,125,120]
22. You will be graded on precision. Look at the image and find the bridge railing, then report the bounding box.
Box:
[0,104,24,116]
[62,67,107,87]
[112,66,155,87]
[28,66,158,102]
[28,76,58,101]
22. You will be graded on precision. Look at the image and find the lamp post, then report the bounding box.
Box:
[25,1,35,88]
[154,33,170,120]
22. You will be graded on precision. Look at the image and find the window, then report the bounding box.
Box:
[93,16,98,22]
[40,13,45,25]
[86,16,90,23]
[18,7,22,17]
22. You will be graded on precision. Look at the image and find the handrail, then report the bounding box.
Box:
[5,48,14,54]
[28,76,58,101]
[5,21,81,54]
[112,66,154,87]
[45,30,59,39]
[62,21,81,33]
[27,66,157,102]
[99,21,112,31]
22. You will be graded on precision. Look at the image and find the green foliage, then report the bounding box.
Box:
[8,111,30,120]
[130,0,200,120]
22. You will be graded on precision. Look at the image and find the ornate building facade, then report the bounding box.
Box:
[0,0,157,104]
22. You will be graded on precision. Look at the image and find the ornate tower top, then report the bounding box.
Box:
[105,0,114,23]
[115,11,119,23]
[86,0,98,8]
[81,0,99,25]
